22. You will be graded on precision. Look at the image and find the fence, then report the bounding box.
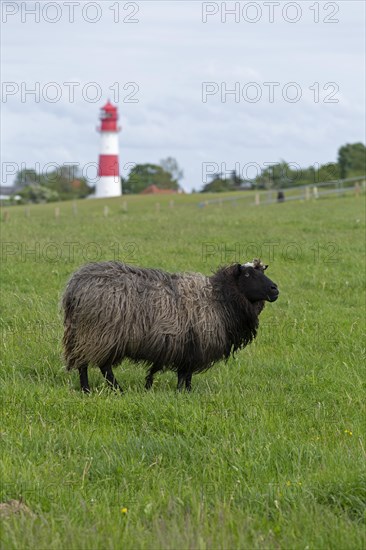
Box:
[197,176,366,208]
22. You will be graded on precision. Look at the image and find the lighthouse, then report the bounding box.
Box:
[96,101,122,197]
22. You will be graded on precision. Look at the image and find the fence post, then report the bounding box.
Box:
[255,193,260,206]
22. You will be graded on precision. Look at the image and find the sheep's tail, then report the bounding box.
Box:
[62,286,79,371]
[62,319,75,371]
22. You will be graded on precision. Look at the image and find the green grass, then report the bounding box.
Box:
[1,193,365,549]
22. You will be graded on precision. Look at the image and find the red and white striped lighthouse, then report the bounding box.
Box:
[96,101,122,197]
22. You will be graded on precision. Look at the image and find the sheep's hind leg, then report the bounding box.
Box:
[79,365,90,393]
[177,370,192,392]
[99,363,123,393]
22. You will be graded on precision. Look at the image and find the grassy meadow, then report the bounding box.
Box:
[1,191,365,549]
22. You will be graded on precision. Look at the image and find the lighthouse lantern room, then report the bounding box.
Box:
[96,101,122,198]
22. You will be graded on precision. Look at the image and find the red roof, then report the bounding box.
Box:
[98,100,119,132]
[140,185,177,195]
[101,100,117,113]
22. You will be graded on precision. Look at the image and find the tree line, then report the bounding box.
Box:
[8,143,365,203]
[200,143,366,192]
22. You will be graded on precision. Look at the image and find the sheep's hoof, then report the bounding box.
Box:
[145,378,153,390]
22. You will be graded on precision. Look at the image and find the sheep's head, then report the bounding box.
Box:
[236,258,279,303]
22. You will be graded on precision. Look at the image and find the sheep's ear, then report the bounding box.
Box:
[262,264,268,271]
[236,263,243,276]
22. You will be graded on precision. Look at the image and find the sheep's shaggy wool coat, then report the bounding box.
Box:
[62,262,264,375]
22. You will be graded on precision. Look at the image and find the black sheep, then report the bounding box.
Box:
[62,259,279,392]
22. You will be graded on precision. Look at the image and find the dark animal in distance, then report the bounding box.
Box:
[62,259,279,393]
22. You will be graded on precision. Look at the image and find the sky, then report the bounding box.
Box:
[1,0,365,191]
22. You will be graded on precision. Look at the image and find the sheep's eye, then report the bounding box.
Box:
[244,272,250,278]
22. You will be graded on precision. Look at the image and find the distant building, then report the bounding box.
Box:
[140,184,183,195]
[237,180,254,190]
[0,184,21,202]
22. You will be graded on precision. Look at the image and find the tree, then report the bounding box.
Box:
[12,164,93,201]
[43,164,92,199]
[13,169,40,189]
[123,163,178,194]
[159,157,184,184]
[201,173,235,193]
[255,161,294,189]
[230,170,243,187]
[315,162,340,183]
[17,184,59,204]
[201,168,253,192]
[255,160,342,188]
[338,143,366,179]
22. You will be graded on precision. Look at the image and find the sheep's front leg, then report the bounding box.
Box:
[145,374,154,390]
[177,373,185,392]
[79,365,90,393]
[177,370,192,391]
[177,369,192,392]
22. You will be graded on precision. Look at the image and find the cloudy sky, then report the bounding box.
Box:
[1,0,365,190]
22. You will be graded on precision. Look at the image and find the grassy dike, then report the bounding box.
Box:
[1,193,365,549]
